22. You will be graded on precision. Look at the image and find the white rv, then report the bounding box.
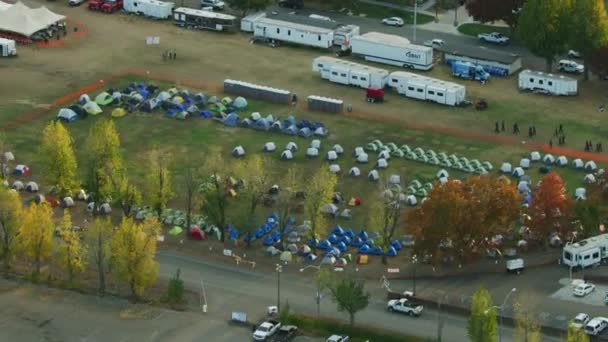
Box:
[518,70,577,96]
[0,38,16,57]
[388,71,466,106]
[562,233,608,268]
[350,32,434,71]
[124,0,174,19]
[312,56,389,89]
[173,7,236,32]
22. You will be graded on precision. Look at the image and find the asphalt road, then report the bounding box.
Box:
[156,251,565,342]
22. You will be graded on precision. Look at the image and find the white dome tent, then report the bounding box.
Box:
[556,156,568,167]
[542,154,555,164]
[519,158,531,169]
[377,158,388,169]
[306,147,319,158]
[512,167,525,178]
[439,177,448,184]
[333,144,344,154]
[530,151,541,162]
[585,161,597,172]
[12,181,24,191]
[263,142,276,152]
[326,150,338,161]
[356,153,369,163]
[25,181,38,192]
[436,169,449,179]
[573,159,584,169]
[329,164,341,174]
[231,146,245,157]
[3,152,14,161]
[250,112,261,121]
[500,162,512,174]
[575,187,586,200]
[348,167,361,177]
[368,169,380,181]
[389,175,401,185]
[310,139,321,150]
[281,150,294,160]
[584,174,596,184]
[286,142,298,152]
[378,150,390,160]
[599,169,606,176]
[406,195,418,206]
[62,197,75,208]
[353,147,364,157]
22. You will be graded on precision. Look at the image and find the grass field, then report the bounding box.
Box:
[457,23,512,37]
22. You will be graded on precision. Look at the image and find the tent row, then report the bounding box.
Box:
[222,111,329,138]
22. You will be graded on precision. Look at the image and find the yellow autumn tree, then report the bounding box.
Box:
[304,166,337,251]
[40,121,79,197]
[18,203,54,279]
[0,189,23,271]
[85,217,113,294]
[143,149,174,217]
[110,217,160,300]
[57,209,87,284]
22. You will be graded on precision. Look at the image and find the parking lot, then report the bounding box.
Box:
[550,278,608,307]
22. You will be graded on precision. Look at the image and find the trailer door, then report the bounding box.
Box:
[350,70,369,88]
[409,81,426,100]
[329,66,349,85]
[426,85,444,104]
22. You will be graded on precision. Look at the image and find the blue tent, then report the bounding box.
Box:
[358,244,371,254]
[223,113,240,127]
[308,238,319,247]
[340,236,352,246]
[268,212,279,222]
[200,111,212,118]
[298,127,313,138]
[317,240,332,250]
[263,235,275,246]
[386,246,398,257]
[358,230,369,241]
[352,237,364,247]
[328,234,339,244]
[254,228,265,239]
[270,231,280,240]
[391,240,402,251]
[332,226,345,236]
[336,241,348,252]
[165,108,177,118]
[298,119,312,129]
[370,247,384,255]
[344,228,355,239]
[283,116,296,127]
[254,119,271,131]
[284,125,299,135]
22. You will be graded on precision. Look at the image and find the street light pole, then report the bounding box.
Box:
[436,291,448,342]
[300,265,323,317]
[413,0,418,43]
[276,264,282,313]
[499,288,517,342]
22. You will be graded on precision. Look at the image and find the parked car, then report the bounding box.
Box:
[584,317,608,336]
[478,32,510,45]
[573,283,595,297]
[572,313,590,329]
[253,320,282,341]
[567,50,581,58]
[326,335,349,342]
[387,298,423,316]
[423,39,445,48]
[270,325,298,342]
[200,0,224,10]
[558,60,584,74]
[382,17,404,27]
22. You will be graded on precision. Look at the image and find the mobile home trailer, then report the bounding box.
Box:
[562,233,608,268]
[173,7,236,32]
[518,70,577,96]
[312,56,389,89]
[388,71,466,106]
[124,0,173,19]
[350,32,434,71]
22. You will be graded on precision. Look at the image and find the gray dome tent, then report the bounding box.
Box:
[500,162,512,173]
[329,164,341,174]
[575,187,586,200]
[573,159,584,169]
[233,97,248,109]
[310,139,321,150]
[389,174,401,185]
[25,181,39,192]
[585,161,597,172]
[281,150,294,160]
[306,147,319,158]
[62,197,75,208]
[436,169,449,179]
[333,144,344,154]
[286,142,298,152]
[406,195,418,207]
[530,151,541,162]
[584,174,596,184]
[519,158,531,169]
[543,154,555,165]
[356,153,369,163]
[378,150,391,160]
[512,167,525,178]
[263,142,277,152]
[99,203,112,215]
[349,167,361,177]
[250,112,261,121]
[376,158,388,169]
[326,150,338,161]
[353,147,364,157]
[368,169,379,181]
[34,194,45,204]
[232,146,246,158]
[12,181,24,191]
[556,156,568,167]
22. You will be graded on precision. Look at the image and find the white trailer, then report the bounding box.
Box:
[0,38,16,57]
[350,32,434,71]
[241,12,266,32]
[388,71,466,106]
[174,7,236,32]
[312,56,389,89]
[518,70,577,96]
[124,0,174,19]
[562,233,608,268]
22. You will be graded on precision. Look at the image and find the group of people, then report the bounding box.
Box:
[162,49,177,61]
[585,140,603,152]
[549,124,566,148]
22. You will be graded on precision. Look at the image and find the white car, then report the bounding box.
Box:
[387,298,423,316]
[423,39,445,48]
[567,50,581,58]
[382,17,404,27]
[573,283,595,297]
[558,60,584,74]
[572,313,590,329]
[585,318,608,336]
[326,335,349,342]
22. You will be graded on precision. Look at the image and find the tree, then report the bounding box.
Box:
[517,0,572,71]
[85,119,126,210]
[0,134,13,180]
[569,0,608,80]
[199,147,230,242]
[277,167,299,249]
[166,268,185,305]
[85,217,113,294]
[118,180,142,217]
[235,155,273,246]
[40,121,79,197]
[589,45,608,79]
[330,278,370,326]
[57,209,87,284]
[143,149,174,217]
[110,217,160,300]
[530,172,574,242]
[313,267,336,316]
[0,189,22,272]
[573,200,601,238]
[368,186,402,265]
[465,0,526,32]
[513,292,542,342]
[304,167,337,251]
[225,0,272,17]
[183,163,201,232]
[567,322,590,342]
[18,203,54,279]
[467,286,497,342]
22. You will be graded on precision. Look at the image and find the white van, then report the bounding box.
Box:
[506,258,524,274]
[584,318,608,336]
[558,60,584,74]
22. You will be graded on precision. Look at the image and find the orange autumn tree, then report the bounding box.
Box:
[530,172,574,241]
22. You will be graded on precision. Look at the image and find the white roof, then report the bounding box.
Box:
[390,71,464,91]
[0,1,12,11]
[0,2,65,37]
[564,234,608,253]
[174,7,235,20]
[519,69,576,82]
[255,17,333,34]
[314,56,389,75]
[356,32,411,48]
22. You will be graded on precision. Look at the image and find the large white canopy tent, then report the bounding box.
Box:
[0,2,65,37]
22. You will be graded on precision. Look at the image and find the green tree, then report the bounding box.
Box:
[314,267,335,316]
[0,134,13,180]
[0,189,22,272]
[304,167,337,251]
[517,0,572,71]
[574,200,601,238]
[513,292,542,342]
[118,180,142,217]
[567,322,590,342]
[85,119,126,210]
[368,187,402,265]
[143,149,174,217]
[200,148,230,242]
[467,286,497,342]
[110,217,160,300]
[167,268,185,305]
[225,0,272,17]
[330,277,370,326]
[40,121,79,197]
[569,0,608,80]
[277,167,299,249]
[85,217,113,294]
[18,203,55,280]
[57,209,87,284]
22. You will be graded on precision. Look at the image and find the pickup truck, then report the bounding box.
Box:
[387,298,423,316]
[270,325,298,342]
[478,32,509,45]
[253,320,281,341]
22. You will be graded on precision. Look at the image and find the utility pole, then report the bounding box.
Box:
[413,0,418,43]
[276,264,282,313]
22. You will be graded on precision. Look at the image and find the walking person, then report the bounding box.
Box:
[291,94,298,107]
[532,126,536,136]
[559,124,563,134]
[495,121,500,133]
[554,128,559,137]
[513,123,519,134]
[549,139,553,148]
[528,126,532,137]
[501,120,505,132]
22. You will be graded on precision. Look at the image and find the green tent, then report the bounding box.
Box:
[169,226,183,236]
[95,92,113,106]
